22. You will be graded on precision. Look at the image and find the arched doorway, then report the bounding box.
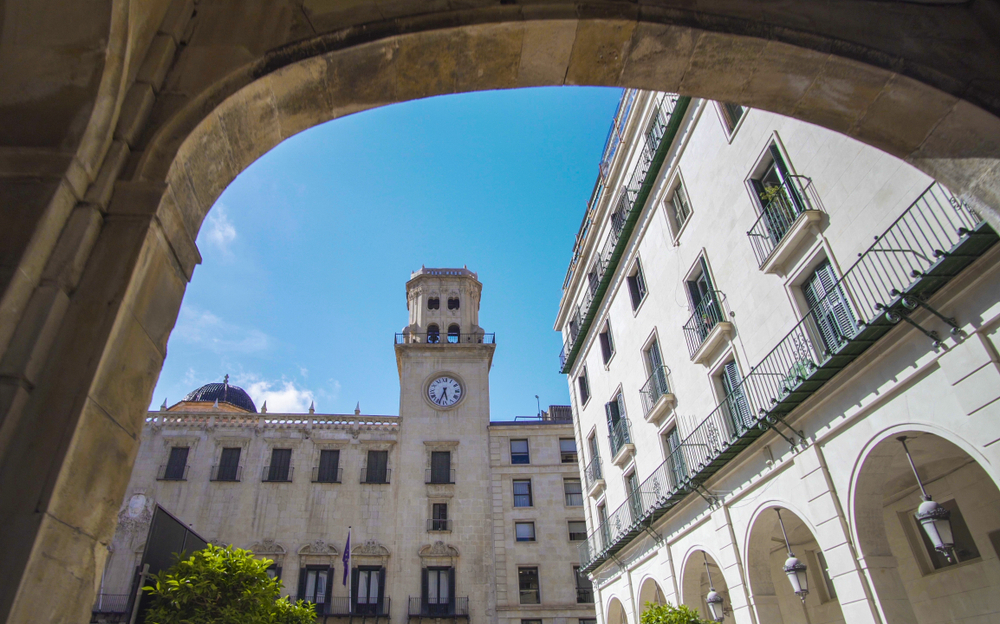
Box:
[853,431,1000,624]
[637,577,667,612]
[607,596,629,624]
[680,550,732,622]
[745,507,845,624]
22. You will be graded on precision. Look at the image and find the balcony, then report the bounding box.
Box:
[262,465,293,482]
[427,518,452,532]
[578,183,997,574]
[559,95,692,375]
[361,467,391,484]
[156,463,189,481]
[210,464,242,482]
[577,587,595,604]
[311,466,343,483]
[92,593,130,619]
[609,419,635,468]
[640,365,676,426]
[407,597,470,619]
[584,455,605,498]
[396,332,495,345]
[425,468,456,484]
[324,597,391,617]
[682,291,735,365]
[747,175,824,274]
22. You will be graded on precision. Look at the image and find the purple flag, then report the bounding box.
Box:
[342,527,351,586]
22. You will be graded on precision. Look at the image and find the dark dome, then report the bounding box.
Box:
[182,380,257,413]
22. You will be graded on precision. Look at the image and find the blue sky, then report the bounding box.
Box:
[152,86,622,419]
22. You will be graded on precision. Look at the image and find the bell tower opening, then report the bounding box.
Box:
[401,267,486,344]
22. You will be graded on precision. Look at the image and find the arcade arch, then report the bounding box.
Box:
[680,549,732,623]
[5,2,1000,623]
[636,576,667,610]
[745,507,845,624]
[853,431,1000,624]
[606,595,630,624]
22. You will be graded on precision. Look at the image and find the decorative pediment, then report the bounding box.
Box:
[251,539,286,555]
[298,540,339,556]
[353,539,390,557]
[419,541,460,560]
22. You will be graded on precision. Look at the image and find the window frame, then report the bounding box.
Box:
[515,521,536,542]
[559,438,578,464]
[598,320,616,366]
[510,439,530,465]
[716,101,748,139]
[513,479,533,508]
[429,450,453,484]
[517,566,541,605]
[626,257,648,312]
[564,478,584,507]
[363,449,390,484]
[163,446,189,480]
[577,367,591,407]
[568,521,587,541]
[663,173,693,241]
[316,448,341,483]
[266,447,293,482]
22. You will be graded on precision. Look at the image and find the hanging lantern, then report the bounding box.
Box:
[782,555,809,600]
[898,436,955,557]
[705,589,725,622]
[775,509,808,602]
[702,552,726,622]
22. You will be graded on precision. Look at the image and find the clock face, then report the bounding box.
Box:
[428,376,463,408]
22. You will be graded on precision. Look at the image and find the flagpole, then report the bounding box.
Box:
[343,526,352,610]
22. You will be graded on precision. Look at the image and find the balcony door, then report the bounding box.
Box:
[298,565,333,615]
[803,260,858,356]
[422,567,455,615]
[720,360,753,435]
[751,145,806,243]
[352,566,385,615]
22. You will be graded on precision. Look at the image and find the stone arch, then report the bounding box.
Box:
[851,429,1000,624]
[678,547,732,622]
[606,595,629,624]
[744,506,845,624]
[636,575,667,609]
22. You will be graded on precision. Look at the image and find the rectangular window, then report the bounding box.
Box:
[510,439,530,465]
[424,567,453,615]
[588,435,600,463]
[625,471,642,520]
[316,449,340,483]
[515,522,536,542]
[215,447,241,481]
[564,478,583,507]
[663,427,688,488]
[803,260,857,354]
[719,359,752,432]
[575,566,594,604]
[266,564,281,580]
[577,368,591,405]
[430,451,452,484]
[431,503,449,531]
[513,479,533,507]
[522,620,543,624]
[266,448,292,482]
[719,102,746,134]
[599,322,615,364]
[163,446,189,480]
[627,260,648,311]
[913,499,980,570]
[364,450,389,484]
[560,438,578,464]
[354,566,384,614]
[298,565,332,610]
[518,567,540,604]
[606,393,630,456]
[668,181,692,233]
[568,521,587,541]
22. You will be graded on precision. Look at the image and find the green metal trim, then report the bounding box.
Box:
[561,96,692,374]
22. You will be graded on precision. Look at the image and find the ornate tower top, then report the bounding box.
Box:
[402,266,485,343]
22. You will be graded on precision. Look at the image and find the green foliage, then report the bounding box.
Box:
[759,184,784,204]
[143,543,315,624]
[639,601,712,624]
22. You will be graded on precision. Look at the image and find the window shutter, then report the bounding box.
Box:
[421,568,429,612]
[599,332,611,362]
[605,401,616,430]
[627,274,640,308]
[377,568,386,610]
[648,341,662,369]
[616,394,626,421]
[297,568,307,601]
[323,567,334,615]
[275,566,282,581]
[699,257,714,292]
[351,568,360,611]
[448,567,456,612]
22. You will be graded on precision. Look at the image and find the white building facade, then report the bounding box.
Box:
[555,91,1000,624]
[96,268,596,624]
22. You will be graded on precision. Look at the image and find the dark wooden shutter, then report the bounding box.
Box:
[805,261,856,353]
[699,257,714,292]
[599,331,611,362]
[627,274,640,308]
[421,568,429,612]
[431,451,451,483]
[323,567,334,615]
[722,361,751,430]
[319,449,339,482]
[351,568,360,612]
[448,567,456,613]
[165,447,188,479]
[297,568,307,601]
[274,566,282,581]
[270,448,291,481]
[367,450,388,483]
[377,568,386,612]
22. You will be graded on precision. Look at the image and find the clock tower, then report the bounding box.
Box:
[392,267,497,622]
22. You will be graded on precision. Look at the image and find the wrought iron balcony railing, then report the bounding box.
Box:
[396,332,495,345]
[640,365,671,415]
[425,468,456,484]
[262,465,293,482]
[560,96,691,374]
[427,518,452,532]
[747,175,821,266]
[608,418,633,458]
[156,464,189,481]
[92,593,130,614]
[577,587,595,604]
[210,464,242,482]
[682,291,730,358]
[361,467,391,484]
[324,597,391,616]
[584,454,603,488]
[578,183,997,573]
[407,596,469,618]
[311,466,343,483]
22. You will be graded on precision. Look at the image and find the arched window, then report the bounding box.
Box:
[447,298,459,310]
[427,324,440,344]
[428,298,440,310]
[447,325,460,344]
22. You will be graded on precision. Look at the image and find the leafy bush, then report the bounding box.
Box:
[143,543,315,624]
[640,601,712,624]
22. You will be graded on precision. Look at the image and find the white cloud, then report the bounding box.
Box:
[239,376,316,413]
[203,203,237,253]
[299,366,309,378]
[172,306,270,354]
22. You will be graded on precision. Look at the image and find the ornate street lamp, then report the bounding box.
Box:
[898,436,954,557]
[775,509,808,602]
[702,552,725,622]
